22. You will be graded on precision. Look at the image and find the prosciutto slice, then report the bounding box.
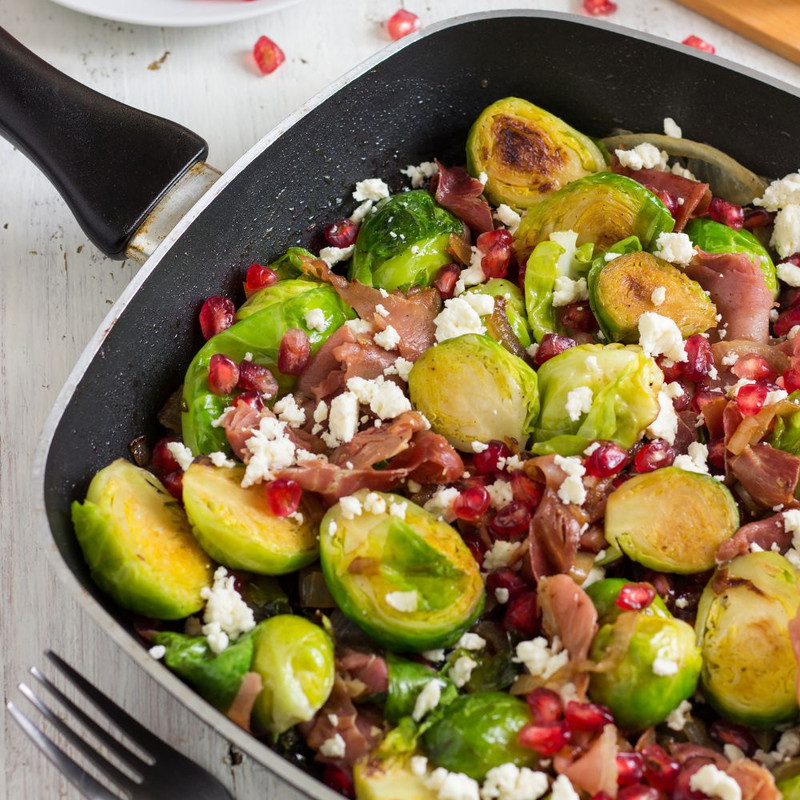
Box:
[726,760,780,800]
[432,160,494,234]
[685,250,773,343]
[561,724,618,797]
[329,412,428,469]
[527,489,583,579]
[716,514,790,562]
[385,430,465,484]
[225,672,262,732]
[729,443,800,508]
[337,649,389,697]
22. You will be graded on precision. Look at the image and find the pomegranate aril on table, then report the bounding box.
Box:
[582,0,617,16]
[682,34,715,53]
[385,9,420,40]
[252,35,285,75]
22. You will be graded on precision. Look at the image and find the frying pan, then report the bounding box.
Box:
[4,10,800,799]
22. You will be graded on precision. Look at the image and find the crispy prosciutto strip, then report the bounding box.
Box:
[728,443,800,509]
[432,160,494,234]
[226,672,262,732]
[716,514,790,562]
[669,743,729,770]
[329,411,428,469]
[560,724,619,798]
[337,649,389,697]
[385,430,465,484]
[726,759,781,800]
[685,250,773,344]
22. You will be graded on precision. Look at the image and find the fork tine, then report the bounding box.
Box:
[18,682,140,791]
[30,667,151,773]
[8,701,124,800]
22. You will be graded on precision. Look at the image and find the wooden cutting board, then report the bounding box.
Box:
[676,0,800,66]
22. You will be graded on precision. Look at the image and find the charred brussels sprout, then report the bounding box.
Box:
[235,278,319,321]
[604,467,739,573]
[349,191,464,290]
[696,552,800,727]
[588,251,717,342]
[685,218,777,297]
[319,490,484,652]
[466,97,606,209]
[355,758,438,800]
[513,173,674,267]
[466,279,533,349]
[585,578,671,624]
[182,284,354,455]
[182,462,319,575]
[421,692,536,781]
[251,615,335,735]
[408,334,539,452]
[533,343,662,456]
[71,460,212,619]
[589,612,701,730]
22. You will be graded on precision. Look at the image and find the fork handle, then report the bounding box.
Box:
[0,26,208,258]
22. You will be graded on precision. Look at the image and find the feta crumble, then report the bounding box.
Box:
[327,391,359,445]
[339,495,363,520]
[353,178,390,203]
[754,170,800,212]
[495,587,510,604]
[201,567,256,654]
[478,171,489,186]
[389,500,408,519]
[385,590,418,613]
[362,492,387,515]
[318,733,346,759]
[647,386,679,445]
[552,276,589,308]
[666,699,692,731]
[515,636,568,679]
[242,417,296,487]
[455,632,486,651]
[273,394,307,427]
[434,296,487,342]
[320,245,355,266]
[689,764,742,800]
[424,486,460,522]
[565,386,593,421]
[208,451,235,468]
[304,307,327,332]
[472,441,490,453]
[166,441,194,472]
[638,311,687,362]
[674,441,710,475]
[350,199,373,224]
[149,645,166,660]
[401,161,439,188]
[426,767,480,800]
[486,479,514,510]
[481,764,549,800]
[663,116,682,138]
[773,205,800,259]
[554,455,586,506]
[374,324,401,351]
[345,318,373,336]
[375,303,390,318]
[346,375,412,419]
[482,540,523,572]
[652,656,679,676]
[651,285,667,306]
[412,679,442,721]
[615,143,668,171]
[449,656,477,688]
[550,774,581,800]
[493,204,522,234]
[654,231,695,265]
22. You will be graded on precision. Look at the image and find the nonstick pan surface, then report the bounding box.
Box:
[35,10,800,799]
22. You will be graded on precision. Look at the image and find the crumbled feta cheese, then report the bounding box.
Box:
[478,171,489,186]
[638,312,687,362]
[385,590,418,612]
[327,713,339,727]
[689,764,742,800]
[582,565,605,587]
[666,699,692,731]
[374,324,401,351]
[778,258,800,287]
[465,292,495,317]
[346,319,374,337]
[651,286,667,306]
[515,636,568,679]
[411,755,429,777]
[482,540,523,572]
[401,161,439,188]
[663,117,682,138]
[665,381,685,399]
[673,441,710,475]
[766,388,789,405]
[304,307,327,332]
[242,417,296,487]
[647,386,679,445]
[481,764,549,800]
[320,244,355,266]
[552,276,589,308]
[346,375,412,419]
[554,455,586,506]
[327,391,359,445]
[724,745,746,763]
[652,657,679,676]
[472,441,490,453]
[493,204,522,234]
[318,733,346,759]
[527,343,539,360]
[486,479,514,510]
[565,386,593,422]
[350,199,373,224]
[671,162,697,181]
[434,296,487,342]
[393,357,413,381]
[166,441,194,472]
[313,400,329,425]
[584,442,601,456]
[208,451,235,468]
[675,596,690,609]
[458,247,489,289]
[720,352,738,367]
[654,231,695,265]
[389,500,408,519]
[449,656,477,688]
[412,679,441,721]
[211,406,235,428]
[615,143,668,171]
[149,644,166,660]
[363,492,387,515]
[353,178,390,203]
[777,728,800,760]
[772,205,800,258]
[497,454,524,472]
[374,303,390,319]
[754,171,800,212]
[273,394,307,427]
[495,587,510,604]
[339,495,363,520]
[550,775,580,800]
[456,632,486,651]
[421,649,445,662]
[201,567,256,654]
[424,486,460,522]
[426,767,481,800]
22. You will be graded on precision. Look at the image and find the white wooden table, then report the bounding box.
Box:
[1,0,799,796]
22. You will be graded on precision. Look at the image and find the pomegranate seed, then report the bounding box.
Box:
[650,187,679,216]
[785,366,800,393]
[509,472,544,509]
[656,355,684,383]
[503,590,538,637]
[634,440,675,472]
[162,471,183,501]
[490,501,532,540]
[453,485,491,522]
[560,302,598,334]
[323,218,359,248]
[473,440,512,475]
[707,438,726,470]
[252,35,285,75]
[775,305,800,337]
[433,264,460,300]
[743,208,774,229]
[681,334,714,383]
[671,382,691,412]
[612,473,631,488]
[691,385,725,413]
[534,334,577,365]
[485,568,528,604]
[465,537,487,565]
[517,260,528,291]
[518,720,571,756]
[709,720,757,756]
[477,229,513,279]
[682,34,715,54]
[615,582,657,611]
[618,785,660,800]
[237,360,278,397]
[198,296,235,340]
[322,764,355,799]
[582,0,617,16]
[617,752,645,787]
[264,478,302,517]
[708,197,744,230]
[526,688,562,724]
[584,442,627,478]
[236,390,264,410]
[152,437,181,475]
[208,354,240,395]
[732,354,773,381]
[385,9,420,40]
[736,381,768,416]
[244,263,278,293]
[641,744,680,792]
[278,328,311,375]
[564,700,614,732]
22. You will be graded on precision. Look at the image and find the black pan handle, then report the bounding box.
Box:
[0,26,208,259]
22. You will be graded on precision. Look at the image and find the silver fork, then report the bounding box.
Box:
[8,651,234,800]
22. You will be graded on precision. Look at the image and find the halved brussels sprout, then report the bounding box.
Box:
[421,692,536,781]
[585,578,671,624]
[588,251,717,343]
[532,343,662,456]
[236,278,320,321]
[408,334,539,452]
[604,467,739,574]
[589,613,701,730]
[319,490,484,652]
[770,391,800,456]
[355,757,438,800]
[513,173,674,267]
[466,279,533,349]
[777,768,800,800]
[182,462,319,575]
[695,552,800,728]
[385,653,456,724]
[251,614,335,735]
[71,459,212,619]
[182,284,354,455]
[684,218,778,297]
[465,97,606,209]
[348,191,464,290]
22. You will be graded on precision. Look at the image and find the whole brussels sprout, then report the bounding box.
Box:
[71,459,213,619]
[236,278,320,321]
[182,462,320,575]
[513,172,674,267]
[589,612,701,730]
[466,97,607,209]
[421,692,536,781]
[466,279,533,349]
[319,490,484,652]
[355,757,438,800]
[604,467,739,573]
[349,191,464,290]
[408,334,539,452]
[532,343,662,456]
[181,284,354,455]
[251,614,335,735]
[695,551,800,728]
[585,578,671,624]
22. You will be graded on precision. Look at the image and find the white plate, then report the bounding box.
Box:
[49,0,306,27]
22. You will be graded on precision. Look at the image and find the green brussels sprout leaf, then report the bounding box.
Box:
[769,391,800,457]
[466,279,533,349]
[385,653,457,724]
[236,278,320,321]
